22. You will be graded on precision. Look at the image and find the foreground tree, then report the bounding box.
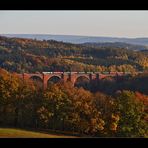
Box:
[37,83,71,130]
[0,69,41,127]
[37,83,106,136]
[93,92,120,136]
[115,90,148,137]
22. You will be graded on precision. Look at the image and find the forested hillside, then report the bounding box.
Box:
[0,36,148,73]
[82,42,148,51]
[0,36,148,137]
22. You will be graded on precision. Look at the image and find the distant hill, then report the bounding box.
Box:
[1,34,148,46]
[82,42,148,51]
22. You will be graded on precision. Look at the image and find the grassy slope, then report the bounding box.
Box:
[0,128,77,138]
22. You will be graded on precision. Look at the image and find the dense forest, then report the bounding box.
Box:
[0,68,147,137]
[0,36,148,73]
[0,36,148,137]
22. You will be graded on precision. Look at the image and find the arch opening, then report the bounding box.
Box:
[30,76,43,88]
[74,76,90,89]
[47,76,61,87]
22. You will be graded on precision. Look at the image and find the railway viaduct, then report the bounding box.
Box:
[16,72,134,89]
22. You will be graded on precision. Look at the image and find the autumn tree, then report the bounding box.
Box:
[93,92,119,136]
[115,90,148,137]
[37,83,71,130]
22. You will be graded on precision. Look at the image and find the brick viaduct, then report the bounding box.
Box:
[16,72,136,89]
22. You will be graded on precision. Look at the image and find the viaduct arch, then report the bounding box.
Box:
[16,72,134,89]
[47,75,62,87]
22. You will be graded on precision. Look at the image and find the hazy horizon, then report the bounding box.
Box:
[1,33,148,39]
[1,11,148,38]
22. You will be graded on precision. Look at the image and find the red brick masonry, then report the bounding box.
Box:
[16,72,141,89]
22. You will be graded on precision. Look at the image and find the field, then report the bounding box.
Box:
[0,128,77,138]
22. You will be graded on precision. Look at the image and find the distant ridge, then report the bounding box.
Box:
[1,34,148,46]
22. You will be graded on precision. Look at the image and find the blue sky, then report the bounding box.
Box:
[0,11,148,37]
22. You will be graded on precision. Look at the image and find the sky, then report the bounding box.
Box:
[0,10,148,38]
